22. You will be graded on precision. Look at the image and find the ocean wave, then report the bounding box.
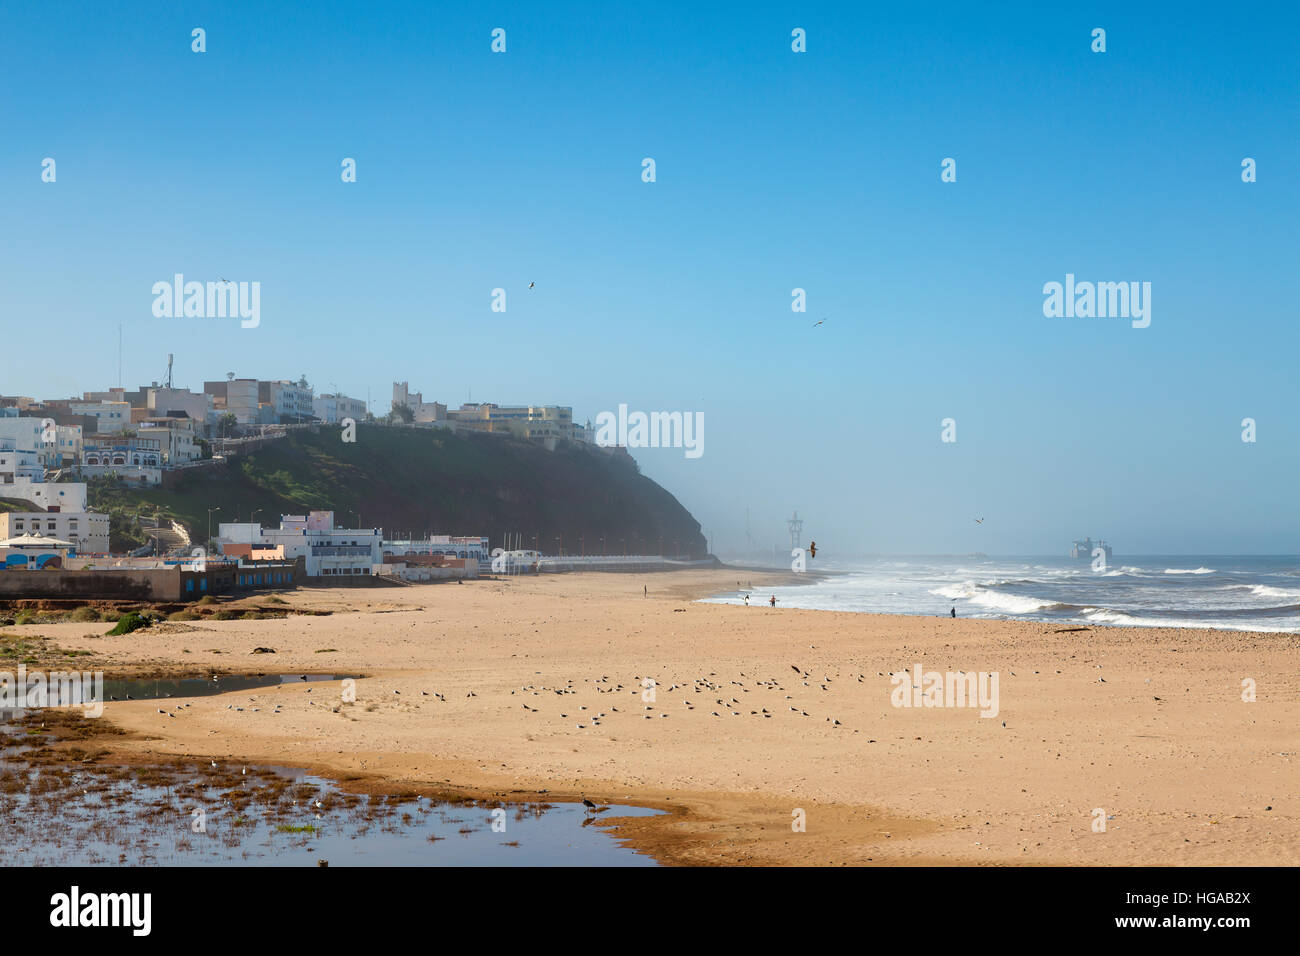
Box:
[1248,585,1300,600]
[932,583,977,600]
[931,583,1065,614]
[1163,567,1215,575]
[968,591,1064,614]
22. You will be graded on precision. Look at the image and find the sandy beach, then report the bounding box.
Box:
[32,569,1300,866]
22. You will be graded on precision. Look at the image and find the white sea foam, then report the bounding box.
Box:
[968,590,1059,614]
[1248,585,1300,599]
[1163,567,1215,575]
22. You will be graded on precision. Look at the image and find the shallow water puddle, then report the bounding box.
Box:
[101,673,357,702]
[0,714,660,866]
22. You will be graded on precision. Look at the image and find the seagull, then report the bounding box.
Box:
[974,517,984,524]
[218,277,232,284]
[812,318,825,328]
[528,281,535,289]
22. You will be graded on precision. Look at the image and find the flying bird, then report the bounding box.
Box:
[973,517,984,524]
[528,281,535,289]
[808,541,817,558]
[812,318,825,328]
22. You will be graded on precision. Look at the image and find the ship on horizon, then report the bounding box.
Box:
[1071,537,1113,563]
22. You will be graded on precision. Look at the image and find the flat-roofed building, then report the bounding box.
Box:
[0,511,109,555]
[313,393,367,424]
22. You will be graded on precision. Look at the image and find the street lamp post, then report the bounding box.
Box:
[207,506,221,551]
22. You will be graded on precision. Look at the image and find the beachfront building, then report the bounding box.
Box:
[0,511,109,555]
[313,392,368,424]
[0,532,76,569]
[382,535,490,565]
[0,553,301,601]
[217,510,381,578]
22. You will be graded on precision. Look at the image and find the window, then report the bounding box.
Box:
[186,579,194,592]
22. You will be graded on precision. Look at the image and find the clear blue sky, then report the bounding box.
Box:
[2,1,1296,554]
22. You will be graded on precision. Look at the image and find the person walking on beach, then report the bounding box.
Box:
[769,595,777,608]
[644,584,647,597]
[744,593,749,606]
[950,607,956,618]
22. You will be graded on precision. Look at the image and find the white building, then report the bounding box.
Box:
[260,380,315,423]
[0,435,44,486]
[0,440,89,511]
[381,535,490,563]
[313,393,368,424]
[0,510,109,554]
[80,434,165,485]
[218,510,380,578]
[68,400,131,434]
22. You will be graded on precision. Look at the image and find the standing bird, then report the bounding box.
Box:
[582,796,597,811]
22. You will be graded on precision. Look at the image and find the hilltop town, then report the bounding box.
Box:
[1,367,702,607]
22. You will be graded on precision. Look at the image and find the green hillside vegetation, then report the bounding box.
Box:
[88,425,707,556]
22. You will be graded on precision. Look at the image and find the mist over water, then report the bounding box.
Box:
[707,556,1300,634]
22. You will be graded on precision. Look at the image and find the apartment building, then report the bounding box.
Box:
[447,403,584,442]
[0,510,109,554]
[217,510,381,578]
[204,378,261,424]
[313,393,368,424]
[259,379,315,423]
[68,399,131,434]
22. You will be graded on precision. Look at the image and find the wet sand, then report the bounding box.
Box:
[31,569,1300,866]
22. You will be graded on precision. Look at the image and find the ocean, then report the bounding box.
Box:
[706,555,1300,634]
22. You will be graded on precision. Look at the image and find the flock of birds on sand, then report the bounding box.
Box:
[138,661,868,732]
[509,667,859,730]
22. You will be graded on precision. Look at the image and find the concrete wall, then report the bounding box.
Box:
[0,558,303,602]
[0,568,176,600]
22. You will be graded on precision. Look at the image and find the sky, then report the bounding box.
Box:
[2,1,1297,555]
